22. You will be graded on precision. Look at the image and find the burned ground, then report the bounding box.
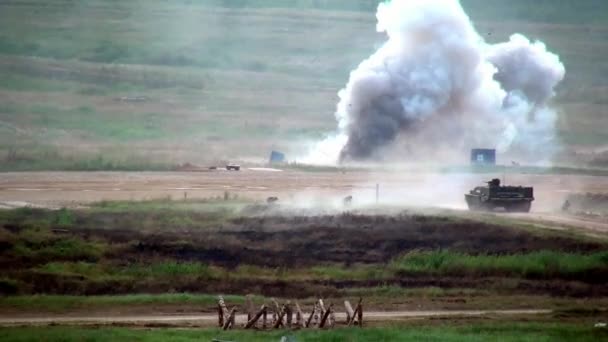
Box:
[117,214,604,267]
[1,207,607,297]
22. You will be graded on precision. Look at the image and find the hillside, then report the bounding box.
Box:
[0,0,607,169]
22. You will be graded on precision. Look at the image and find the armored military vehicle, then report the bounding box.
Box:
[465,178,534,212]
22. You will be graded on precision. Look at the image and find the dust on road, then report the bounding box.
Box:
[0,170,605,206]
[1,170,608,235]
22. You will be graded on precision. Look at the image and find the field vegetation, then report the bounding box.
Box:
[1,200,607,313]
[391,250,608,279]
[2,322,607,342]
[0,0,607,169]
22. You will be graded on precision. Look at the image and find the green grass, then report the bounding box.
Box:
[1,323,607,342]
[120,261,215,279]
[2,204,607,294]
[0,0,606,170]
[14,249,608,295]
[0,293,253,312]
[1,102,170,141]
[90,197,250,212]
[0,198,250,232]
[37,262,104,279]
[343,285,484,299]
[11,235,104,262]
[391,250,608,278]
[0,147,175,172]
[2,205,607,298]
[308,264,390,281]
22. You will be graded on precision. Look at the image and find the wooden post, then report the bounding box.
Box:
[314,303,322,327]
[218,296,229,316]
[217,304,224,328]
[348,306,358,326]
[271,298,281,325]
[348,298,363,327]
[262,307,268,329]
[218,296,230,327]
[319,304,333,328]
[295,302,305,328]
[305,306,316,328]
[246,295,255,322]
[272,305,287,329]
[356,298,363,328]
[222,308,236,330]
[285,301,293,328]
[245,305,267,329]
[345,301,354,324]
[318,299,326,318]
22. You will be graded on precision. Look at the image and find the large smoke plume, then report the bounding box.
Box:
[303,0,565,165]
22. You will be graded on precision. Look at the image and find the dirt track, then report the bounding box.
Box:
[0,170,607,206]
[1,170,608,235]
[507,212,608,235]
[0,309,552,327]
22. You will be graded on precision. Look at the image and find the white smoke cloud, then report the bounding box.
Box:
[300,0,565,165]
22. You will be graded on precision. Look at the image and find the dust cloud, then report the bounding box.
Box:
[301,0,565,165]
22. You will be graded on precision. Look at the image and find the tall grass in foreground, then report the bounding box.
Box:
[391,250,608,278]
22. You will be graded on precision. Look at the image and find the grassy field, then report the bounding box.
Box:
[1,200,607,338]
[1,201,607,301]
[0,293,254,312]
[391,250,608,278]
[0,0,607,169]
[2,323,607,342]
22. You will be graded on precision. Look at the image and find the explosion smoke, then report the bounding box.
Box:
[304,0,565,165]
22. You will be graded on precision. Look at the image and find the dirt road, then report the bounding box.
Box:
[1,170,607,235]
[0,170,606,207]
[0,309,552,327]
[507,212,608,235]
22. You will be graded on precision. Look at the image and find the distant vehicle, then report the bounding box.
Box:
[343,195,353,206]
[226,164,241,171]
[465,178,534,212]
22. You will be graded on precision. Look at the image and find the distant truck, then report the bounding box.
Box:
[465,179,534,212]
